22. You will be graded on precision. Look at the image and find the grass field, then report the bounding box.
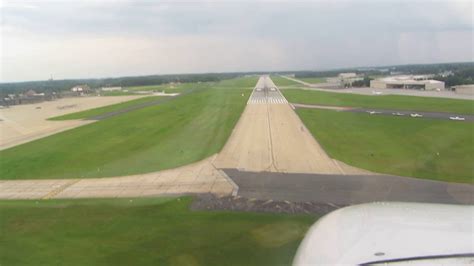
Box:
[126,76,258,92]
[1,78,252,180]
[49,96,160,120]
[127,84,169,91]
[297,77,326,84]
[270,75,301,87]
[216,76,259,88]
[297,108,474,183]
[0,197,316,266]
[127,83,194,94]
[284,89,474,114]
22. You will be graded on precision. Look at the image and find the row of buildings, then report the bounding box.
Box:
[326,73,364,87]
[300,72,473,95]
[1,90,58,106]
[369,75,474,95]
[335,73,448,91]
[1,85,124,107]
[370,75,445,91]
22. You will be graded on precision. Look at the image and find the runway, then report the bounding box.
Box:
[214,76,352,174]
[1,76,471,203]
[247,77,288,104]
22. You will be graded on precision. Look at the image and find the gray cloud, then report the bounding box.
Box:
[1,0,473,82]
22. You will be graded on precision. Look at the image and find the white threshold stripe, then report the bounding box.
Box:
[247,95,288,105]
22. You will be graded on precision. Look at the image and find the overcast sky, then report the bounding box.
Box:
[1,0,473,82]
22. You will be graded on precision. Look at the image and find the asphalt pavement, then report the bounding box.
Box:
[223,169,473,205]
[293,103,474,122]
[348,108,474,122]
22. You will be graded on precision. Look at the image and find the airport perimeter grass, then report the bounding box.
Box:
[298,77,326,84]
[49,96,160,120]
[216,76,260,88]
[284,89,474,114]
[127,76,258,92]
[127,83,195,93]
[270,75,301,87]
[0,81,250,180]
[297,109,474,183]
[0,197,316,266]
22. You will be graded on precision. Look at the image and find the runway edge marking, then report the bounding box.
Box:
[217,169,239,196]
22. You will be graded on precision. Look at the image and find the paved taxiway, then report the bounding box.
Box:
[224,169,473,205]
[0,155,234,199]
[293,103,474,122]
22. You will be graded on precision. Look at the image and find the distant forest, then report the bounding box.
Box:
[1,62,473,94]
[0,72,262,94]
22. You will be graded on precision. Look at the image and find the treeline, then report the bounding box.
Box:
[292,62,474,81]
[292,68,381,79]
[433,67,474,87]
[388,62,474,75]
[0,72,261,94]
[2,62,473,94]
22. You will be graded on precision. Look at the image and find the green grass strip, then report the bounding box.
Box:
[0,197,316,266]
[284,89,474,114]
[297,108,474,183]
[270,75,301,87]
[1,81,252,180]
[49,96,161,120]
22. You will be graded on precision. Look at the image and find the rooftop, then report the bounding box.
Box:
[377,75,443,84]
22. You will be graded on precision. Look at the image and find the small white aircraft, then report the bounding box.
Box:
[392,112,404,116]
[410,113,423,118]
[366,111,381,115]
[270,87,276,91]
[372,91,383,95]
[449,116,465,121]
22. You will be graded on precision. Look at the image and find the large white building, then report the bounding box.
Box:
[452,84,474,95]
[338,73,363,86]
[370,76,444,91]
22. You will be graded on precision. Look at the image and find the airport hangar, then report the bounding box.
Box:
[451,84,474,95]
[370,76,445,91]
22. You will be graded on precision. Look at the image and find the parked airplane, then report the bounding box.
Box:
[366,111,381,115]
[449,116,466,121]
[372,91,383,95]
[392,112,404,116]
[410,113,423,118]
